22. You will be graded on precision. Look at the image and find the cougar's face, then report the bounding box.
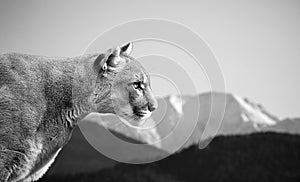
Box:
[92,43,157,125]
[110,60,158,125]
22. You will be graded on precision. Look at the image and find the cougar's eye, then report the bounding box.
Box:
[132,82,144,90]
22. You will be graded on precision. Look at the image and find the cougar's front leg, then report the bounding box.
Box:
[0,146,30,182]
[0,165,10,182]
[0,147,14,182]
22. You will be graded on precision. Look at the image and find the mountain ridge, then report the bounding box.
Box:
[41,132,300,182]
[45,91,300,175]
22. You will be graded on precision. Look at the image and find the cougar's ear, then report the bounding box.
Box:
[120,42,133,56]
[93,46,122,74]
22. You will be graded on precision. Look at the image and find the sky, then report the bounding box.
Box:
[0,0,299,119]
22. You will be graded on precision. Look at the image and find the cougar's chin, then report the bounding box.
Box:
[117,109,152,127]
[136,109,152,120]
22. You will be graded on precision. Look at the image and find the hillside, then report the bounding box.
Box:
[46,126,116,175]
[46,121,168,175]
[40,132,300,182]
[45,92,300,175]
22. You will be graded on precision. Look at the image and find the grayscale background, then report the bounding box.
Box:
[0,0,299,118]
[1,1,300,181]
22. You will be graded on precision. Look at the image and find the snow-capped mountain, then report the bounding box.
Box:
[263,118,300,134]
[233,95,278,127]
[78,92,284,153]
[47,92,300,175]
[149,92,281,151]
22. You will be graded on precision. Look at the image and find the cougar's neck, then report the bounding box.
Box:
[60,98,91,128]
[59,54,110,128]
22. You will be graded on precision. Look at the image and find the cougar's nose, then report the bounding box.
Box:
[148,99,158,112]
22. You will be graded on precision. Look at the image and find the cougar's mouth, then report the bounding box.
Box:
[135,109,152,120]
[131,103,153,120]
[117,109,152,128]
[116,104,153,127]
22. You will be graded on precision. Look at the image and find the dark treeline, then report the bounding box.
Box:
[39,132,300,182]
